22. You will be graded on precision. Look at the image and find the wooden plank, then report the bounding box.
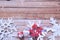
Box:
[0,8,60,13]
[25,0,60,2]
[0,1,60,7]
[0,7,60,19]
[0,1,60,19]
[0,12,60,19]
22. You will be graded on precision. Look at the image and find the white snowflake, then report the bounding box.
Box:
[0,18,17,40]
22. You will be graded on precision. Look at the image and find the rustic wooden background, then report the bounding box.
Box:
[0,0,60,20]
[0,0,60,40]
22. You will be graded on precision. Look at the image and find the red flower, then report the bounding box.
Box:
[32,23,38,29]
[29,29,39,37]
[37,27,43,35]
[29,24,43,37]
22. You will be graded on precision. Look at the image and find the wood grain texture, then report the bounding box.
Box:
[0,1,60,19]
[0,2,60,7]
[0,8,60,19]
[25,0,60,2]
